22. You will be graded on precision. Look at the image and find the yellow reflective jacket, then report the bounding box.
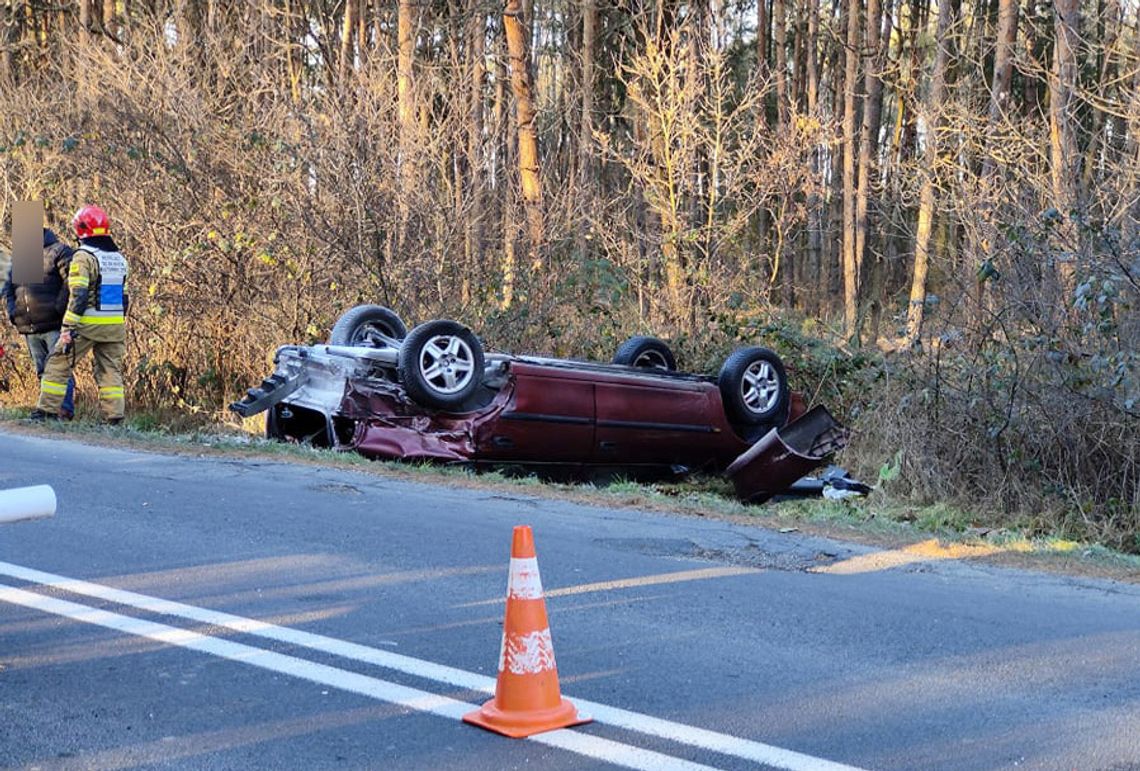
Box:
[63,245,128,343]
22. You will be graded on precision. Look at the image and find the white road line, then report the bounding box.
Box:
[0,584,715,771]
[0,561,864,771]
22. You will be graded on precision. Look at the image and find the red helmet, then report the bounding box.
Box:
[72,205,111,238]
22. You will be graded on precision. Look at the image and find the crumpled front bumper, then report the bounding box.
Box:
[724,406,849,504]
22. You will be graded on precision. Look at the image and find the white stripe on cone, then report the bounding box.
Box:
[508,557,543,600]
[499,628,558,675]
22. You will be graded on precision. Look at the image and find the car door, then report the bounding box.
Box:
[593,373,727,467]
[475,362,595,462]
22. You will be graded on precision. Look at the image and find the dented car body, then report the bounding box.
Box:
[231,306,848,503]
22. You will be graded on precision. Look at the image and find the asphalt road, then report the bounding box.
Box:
[0,428,1138,771]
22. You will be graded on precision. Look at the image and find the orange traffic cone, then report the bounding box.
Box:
[463,525,592,738]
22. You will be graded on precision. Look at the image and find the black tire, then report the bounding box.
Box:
[718,347,789,424]
[329,305,407,347]
[613,336,677,371]
[266,403,283,440]
[398,320,485,410]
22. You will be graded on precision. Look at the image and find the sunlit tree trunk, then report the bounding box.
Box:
[492,27,518,309]
[359,0,370,65]
[283,0,303,104]
[503,0,545,268]
[340,0,359,79]
[102,0,116,38]
[904,0,955,346]
[1050,0,1082,215]
[841,0,861,340]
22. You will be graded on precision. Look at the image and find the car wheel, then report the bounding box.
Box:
[329,305,408,347]
[718,347,789,424]
[398,320,485,411]
[613,335,677,371]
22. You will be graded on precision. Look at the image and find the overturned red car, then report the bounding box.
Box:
[230,306,848,503]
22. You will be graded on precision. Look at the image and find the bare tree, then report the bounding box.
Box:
[855,0,887,340]
[904,0,955,346]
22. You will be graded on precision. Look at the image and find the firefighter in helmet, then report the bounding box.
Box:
[31,205,129,423]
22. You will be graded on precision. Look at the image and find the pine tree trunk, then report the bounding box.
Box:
[824,1,846,317]
[772,0,793,306]
[102,0,115,38]
[503,0,545,268]
[806,0,822,314]
[0,3,10,82]
[855,0,886,342]
[397,0,416,146]
[580,0,596,185]
[1049,0,1082,296]
[972,0,1018,339]
[979,0,1017,185]
[756,0,769,85]
[1127,12,1140,227]
[841,0,861,340]
[755,0,771,273]
[577,0,596,258]
[340,0,359,79]
[397,0,416,251]
[494,23,517,309]
[904,0,955,346]
[773,0,788,129]
[1081,0,1119,195]
[467,3,487,287]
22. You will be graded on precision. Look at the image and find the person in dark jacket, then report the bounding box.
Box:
[2,227,76,418]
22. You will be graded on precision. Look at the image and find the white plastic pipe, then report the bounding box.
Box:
[0,485,56,524]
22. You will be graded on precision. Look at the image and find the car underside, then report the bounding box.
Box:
[231,306,850,503]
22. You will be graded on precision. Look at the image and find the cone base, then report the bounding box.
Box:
[463,696,592,738]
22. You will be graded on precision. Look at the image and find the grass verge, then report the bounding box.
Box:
[3,406,1138,584]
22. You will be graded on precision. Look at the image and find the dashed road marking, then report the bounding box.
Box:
[462,566,762,606]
